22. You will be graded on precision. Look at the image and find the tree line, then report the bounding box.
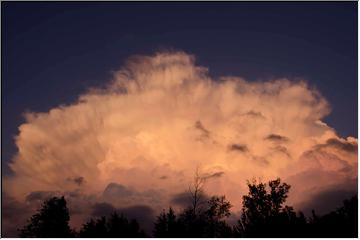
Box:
[19,178,357,237]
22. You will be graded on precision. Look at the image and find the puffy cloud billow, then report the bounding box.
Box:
[3,51,357,234]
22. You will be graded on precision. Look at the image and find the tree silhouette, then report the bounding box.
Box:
[235,178,307,237]
[153,207,180,237]
[154,195,233,237]
[309,195,358,237]
[188,168,206,215]
[153,209,169,237]
[79,212,146,237]
[79,217,107,237]
[204,195,233,237]
[174,169,233,237]
[19,196,73,237]
[17,178,357,237]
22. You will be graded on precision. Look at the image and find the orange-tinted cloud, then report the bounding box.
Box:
[4,51,357,232]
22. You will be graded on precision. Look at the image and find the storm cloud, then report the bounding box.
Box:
[3,51,357,234]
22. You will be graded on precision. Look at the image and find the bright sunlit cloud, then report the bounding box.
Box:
[4,51,357,231]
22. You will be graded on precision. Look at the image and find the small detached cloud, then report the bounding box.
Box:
[203,171,225,180]
[228,144,248,152]
[265,134,289,143]
[244,111,266,119]
[103,183,135,198]
[67,176,85,186]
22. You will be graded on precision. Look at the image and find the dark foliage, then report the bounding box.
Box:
[308,196,358,237]
[154,195,233,237]
[19,196,74,237]
[234,178,309,237]
[153,207,181,237]
[234,178,358,237]
[18,179,358,238]
[79,212,146,237]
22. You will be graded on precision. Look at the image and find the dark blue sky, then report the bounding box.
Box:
[2,2,357,175]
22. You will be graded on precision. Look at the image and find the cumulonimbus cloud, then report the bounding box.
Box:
[4,51,357,233]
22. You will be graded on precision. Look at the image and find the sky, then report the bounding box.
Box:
[2,2,358,237]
